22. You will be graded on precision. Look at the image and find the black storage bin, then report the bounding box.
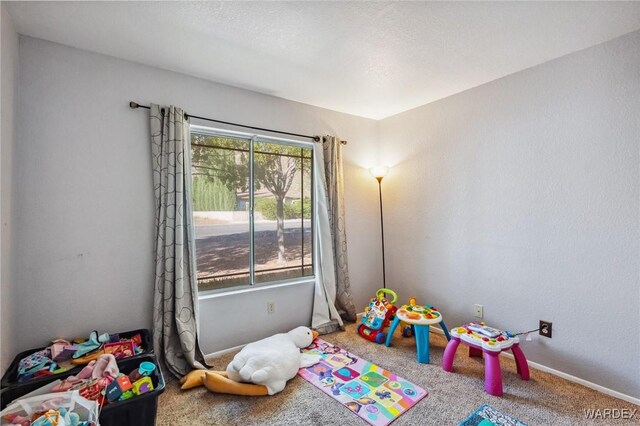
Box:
[99,354,165,426]
[1,355,164,426]
[0,328,152,409]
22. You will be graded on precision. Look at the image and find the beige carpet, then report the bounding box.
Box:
[156,323,637,425]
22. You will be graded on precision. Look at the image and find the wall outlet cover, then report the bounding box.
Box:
[539,320,552,338]
[474,304,483,318]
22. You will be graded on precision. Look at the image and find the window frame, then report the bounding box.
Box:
[190,124,316,296]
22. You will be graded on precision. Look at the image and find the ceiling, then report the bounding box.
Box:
[6,1,640,119]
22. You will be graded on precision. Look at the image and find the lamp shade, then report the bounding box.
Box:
[369,166,389,179]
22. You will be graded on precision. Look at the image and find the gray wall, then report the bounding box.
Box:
[379,31,640,398]
[1,3,19,376]
[12,36,381,355]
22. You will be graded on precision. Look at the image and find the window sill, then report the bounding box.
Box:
[198,277,315,301]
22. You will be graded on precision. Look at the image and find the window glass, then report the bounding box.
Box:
[253,141,313,283]
[190,128,314,292]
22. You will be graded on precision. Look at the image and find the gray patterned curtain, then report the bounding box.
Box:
[312,136,357,334]
[322,136,357,322]
[150,104,206,378]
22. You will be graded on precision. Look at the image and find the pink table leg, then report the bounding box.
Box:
[442,337,460,372]
[511,343,530,381]
[483,350,503,396]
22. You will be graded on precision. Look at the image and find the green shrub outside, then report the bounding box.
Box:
[192,176,236,211]
[254,197,311,220]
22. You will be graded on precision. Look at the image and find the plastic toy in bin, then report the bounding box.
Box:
[129,361,156,397]
[357,288,398,344]
[106,375,132,402]
[128,361,156,383]
[132,377,154,396]
[50,339,78,362]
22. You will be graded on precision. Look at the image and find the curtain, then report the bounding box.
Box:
[312,136,357,334]
[150,104,207,378]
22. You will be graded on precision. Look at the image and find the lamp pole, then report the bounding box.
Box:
[369,166,389,290]
[376,176,386,289]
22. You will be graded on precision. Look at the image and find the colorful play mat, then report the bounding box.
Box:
[459,404,528,426]
[298,338,428,426]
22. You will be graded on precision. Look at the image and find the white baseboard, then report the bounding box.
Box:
[204,343,246,361]
[429,327,640,406]
[206,315,368,360]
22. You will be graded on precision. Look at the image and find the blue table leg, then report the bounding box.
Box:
[385,316,401,347]
[414,325,431,364]
[425,303,451,342]
[439,319,451,341]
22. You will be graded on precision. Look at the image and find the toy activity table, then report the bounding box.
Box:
[442,323,530,397]
[385,303,450,364]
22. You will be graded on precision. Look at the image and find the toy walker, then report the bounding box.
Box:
[358,289,398,344]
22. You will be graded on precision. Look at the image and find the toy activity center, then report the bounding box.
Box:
[1,1,639,425]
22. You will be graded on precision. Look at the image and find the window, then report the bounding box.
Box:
[190,125,314,292]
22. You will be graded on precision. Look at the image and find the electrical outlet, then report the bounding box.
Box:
[474,304,483,318]
[539,320,552,338]
[267,302,276,314]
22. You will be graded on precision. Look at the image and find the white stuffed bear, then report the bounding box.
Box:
[180,326,321,396]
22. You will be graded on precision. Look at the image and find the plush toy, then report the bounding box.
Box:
[180,326,321,396]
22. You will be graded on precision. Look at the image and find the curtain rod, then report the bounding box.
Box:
[129,101,347,145]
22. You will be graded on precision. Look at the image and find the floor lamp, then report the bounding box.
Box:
[369,166,389,289]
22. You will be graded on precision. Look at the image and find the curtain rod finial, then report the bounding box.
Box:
[129,101,139,109]
[314,136,347,144]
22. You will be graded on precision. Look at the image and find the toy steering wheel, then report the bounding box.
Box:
[376,288,397,304]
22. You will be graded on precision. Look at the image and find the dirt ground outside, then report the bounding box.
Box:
[195,228,312,291]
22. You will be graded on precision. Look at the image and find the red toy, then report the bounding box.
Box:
[357,288,398,344]
[104,341,135,359]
